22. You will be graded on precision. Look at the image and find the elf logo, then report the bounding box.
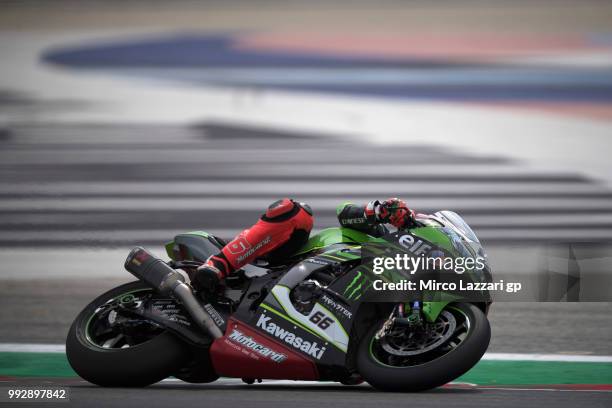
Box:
[398,234,432,256]
[256,314,326,359]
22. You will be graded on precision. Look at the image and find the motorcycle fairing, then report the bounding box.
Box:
[173,224,488,378]
[165,231,225,262]
[268,285,349,352]
[228,251,363,371]
[209,318,319,380]
[294,227,384,256]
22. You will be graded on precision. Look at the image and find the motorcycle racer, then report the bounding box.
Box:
[192,197,416,293]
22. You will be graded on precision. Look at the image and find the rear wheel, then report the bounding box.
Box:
[66,281,191,387]
[357,303,490,391]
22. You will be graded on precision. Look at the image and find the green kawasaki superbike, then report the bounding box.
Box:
[66,210,491,391]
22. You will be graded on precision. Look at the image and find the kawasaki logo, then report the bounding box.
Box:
[256,314,326,359]
[228,329,287,363]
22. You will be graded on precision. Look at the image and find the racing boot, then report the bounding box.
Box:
[192,257,225,296]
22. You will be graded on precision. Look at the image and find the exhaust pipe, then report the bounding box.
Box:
[124,247,223,339]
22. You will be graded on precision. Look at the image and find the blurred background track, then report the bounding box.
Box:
[2,122,612,246]
[0,2,611,400]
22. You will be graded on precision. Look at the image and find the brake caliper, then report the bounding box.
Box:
[405,301,423,328]
[375,301,423,340]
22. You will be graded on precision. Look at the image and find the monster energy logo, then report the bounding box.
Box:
[343,270,372,300]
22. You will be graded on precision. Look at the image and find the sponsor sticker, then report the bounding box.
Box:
[256,314,326,359]
[236,236,271,262]
[320,294,352,319]
[227,329,287,363]
[203,303,225,327]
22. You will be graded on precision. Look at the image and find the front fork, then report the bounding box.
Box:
[375,301,423,340]
[401,301,423,327]
[375,300,452,340]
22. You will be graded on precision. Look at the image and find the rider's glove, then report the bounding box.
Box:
[365,198,415,229]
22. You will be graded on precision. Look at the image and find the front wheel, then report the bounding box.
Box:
[357,302,490,392]
[66,281,191,387]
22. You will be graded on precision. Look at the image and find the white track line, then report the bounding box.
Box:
[2,343,611,363]
[482,353,612,363]
[0,344,66,353]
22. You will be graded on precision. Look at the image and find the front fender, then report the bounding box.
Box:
[422,301,451,323]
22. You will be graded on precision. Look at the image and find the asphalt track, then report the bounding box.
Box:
[0,377,609,408]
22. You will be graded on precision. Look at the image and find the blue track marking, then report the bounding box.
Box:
[42,33,612,103]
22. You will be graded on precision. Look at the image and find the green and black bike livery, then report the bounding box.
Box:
[66,211,491,391]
